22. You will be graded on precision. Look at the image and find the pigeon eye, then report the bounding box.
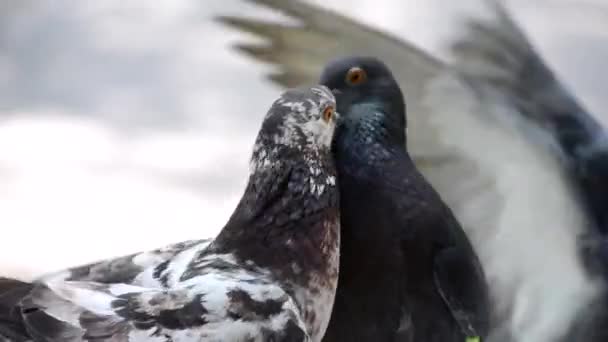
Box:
[345,67,367,86]
[322,105,335,123]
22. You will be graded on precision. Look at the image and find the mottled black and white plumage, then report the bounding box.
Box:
[322,56,490,342]
[0,85,340,342]
[217,1,605,341]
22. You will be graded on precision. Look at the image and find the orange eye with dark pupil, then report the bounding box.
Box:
[345,67,367,85]
[322,106,334,122]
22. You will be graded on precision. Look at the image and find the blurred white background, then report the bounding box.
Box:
[1,0,607,279]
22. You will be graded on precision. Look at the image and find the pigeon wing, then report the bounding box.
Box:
[20,278,309,342]
[18,280,209,342]
[432,233,490,338]
[35,240,211,286]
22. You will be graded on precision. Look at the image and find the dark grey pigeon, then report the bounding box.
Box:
[0,85,340,342]
[320,56,490,342]
[217,1,604,340]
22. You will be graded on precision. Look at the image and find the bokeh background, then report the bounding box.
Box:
[1,0,607,279]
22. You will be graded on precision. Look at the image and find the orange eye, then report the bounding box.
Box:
[322,106,334,122]
[345,66,367,85]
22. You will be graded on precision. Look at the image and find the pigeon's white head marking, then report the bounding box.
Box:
[268,85,337,150]
[250,86,338,175]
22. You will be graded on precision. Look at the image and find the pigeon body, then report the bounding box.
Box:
[320,56,490,342]
[0,85,340,342]
[218,1,602,340]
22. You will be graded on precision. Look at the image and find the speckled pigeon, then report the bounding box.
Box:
[0,85,340,342]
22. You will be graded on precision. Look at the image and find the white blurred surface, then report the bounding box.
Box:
[0,0,606,279]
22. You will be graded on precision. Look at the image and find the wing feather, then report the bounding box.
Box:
[20,274,307,342]
[36,240,211,286]
[20,280,202,341]
[217,0,444,121]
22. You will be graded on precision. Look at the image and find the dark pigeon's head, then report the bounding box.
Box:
[319,56,406,147]
[250,85,338,173]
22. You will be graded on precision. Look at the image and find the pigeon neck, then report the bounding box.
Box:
[335,110,406,168]
[215,147,339,286]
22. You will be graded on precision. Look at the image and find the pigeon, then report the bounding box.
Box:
[0,85,341,342]
[320,56,490,341]
[217,1,604,340]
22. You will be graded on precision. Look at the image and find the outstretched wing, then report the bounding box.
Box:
[452,2,608,340]
[216,0,444,127]
[456,1,608,273]
[218,1,600,341]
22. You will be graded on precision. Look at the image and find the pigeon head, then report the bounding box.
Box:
[250,85,338,173]
[319,56,406,148]
[218,86,341,288]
